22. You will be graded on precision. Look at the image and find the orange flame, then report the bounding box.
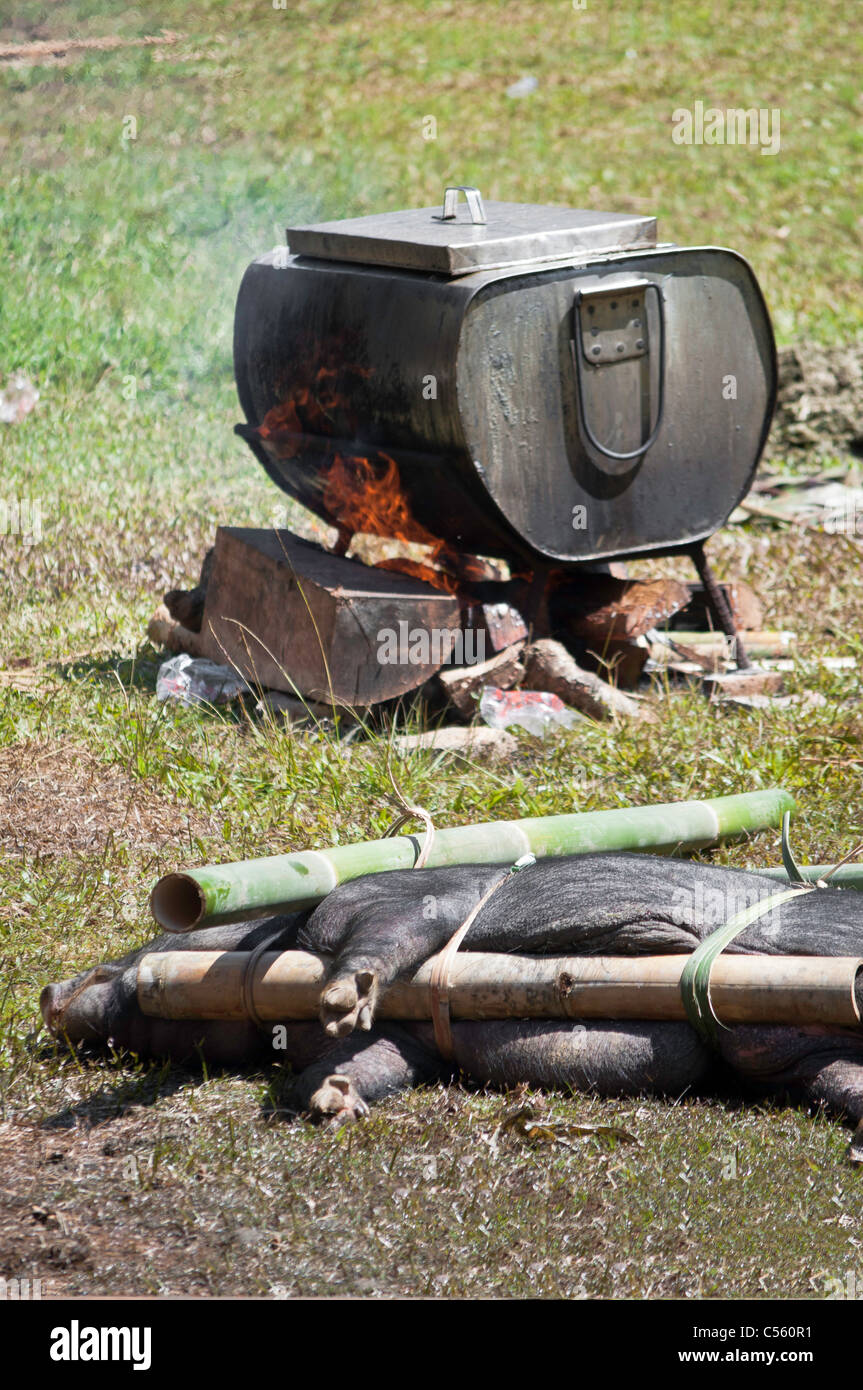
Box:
[322,453,462,592]
[253,360,494,594]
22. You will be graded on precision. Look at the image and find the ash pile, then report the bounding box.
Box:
[763,342,863,463]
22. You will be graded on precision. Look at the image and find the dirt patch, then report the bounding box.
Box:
[0,32,181,65]
[764,342,863,463]
[0,740,216,856]
[0,1100,234,1297]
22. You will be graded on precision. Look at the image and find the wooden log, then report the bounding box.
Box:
[475,602,528,652]
[702,668,786,699]
[522,638,649,722]
[437,642,525,715]
[678,580,764,633]
[162,548,214,632]
[138,949,863,1029]
[390,727,517,758]
[648,634,728,674]
[196,527,465,706]
[563,575,691,642]
[163,587,205,632]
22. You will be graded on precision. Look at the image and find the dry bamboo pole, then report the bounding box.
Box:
[137,950,863,1029]
[648,631,796,664]
[684,630,796,655]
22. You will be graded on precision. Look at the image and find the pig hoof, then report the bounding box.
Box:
[320,969,378,1038]
[308,1074,370,1127]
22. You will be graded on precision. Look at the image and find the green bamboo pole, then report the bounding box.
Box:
[149,788,794,933]
[760,864,863,889]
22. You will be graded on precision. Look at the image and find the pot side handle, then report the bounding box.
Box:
[571,278,666,463]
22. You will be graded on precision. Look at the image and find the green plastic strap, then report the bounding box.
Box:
[780,810,806,884]
[679,885,812,1046]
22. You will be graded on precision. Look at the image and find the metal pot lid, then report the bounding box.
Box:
[287,186,657,276]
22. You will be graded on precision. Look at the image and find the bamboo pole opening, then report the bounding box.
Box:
[149,874,206,934]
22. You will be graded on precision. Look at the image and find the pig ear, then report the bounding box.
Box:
[328,1074,352,1097]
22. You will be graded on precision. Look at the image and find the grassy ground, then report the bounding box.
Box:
[2,0,863,1299]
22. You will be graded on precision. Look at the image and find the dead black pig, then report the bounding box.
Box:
[39,854,863,1146]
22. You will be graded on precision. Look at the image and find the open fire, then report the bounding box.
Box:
[255,379,490,594]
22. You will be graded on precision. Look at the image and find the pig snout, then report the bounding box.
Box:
[40,982,68,1034]
[39,966,121,1042]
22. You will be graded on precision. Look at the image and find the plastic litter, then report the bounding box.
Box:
[479,685,580,737]
[506,74,539,98]
[156,654,249,707]
[0,372,39,425]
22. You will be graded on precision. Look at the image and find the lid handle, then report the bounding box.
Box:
[432,186,486,225]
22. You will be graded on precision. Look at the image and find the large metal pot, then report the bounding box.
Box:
[234,187,776,566]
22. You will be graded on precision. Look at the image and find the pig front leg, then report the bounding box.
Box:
[307,1075,371,1125]
[288,1024,445,1126]
[301,867,501,1038]
[318,965,380,1040]
[801,1059,863,1159]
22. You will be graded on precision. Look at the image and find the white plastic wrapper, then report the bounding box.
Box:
[479,686,580,737]
[156,654,249,707]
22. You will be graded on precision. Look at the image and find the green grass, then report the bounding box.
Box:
[1,0,863,1298]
